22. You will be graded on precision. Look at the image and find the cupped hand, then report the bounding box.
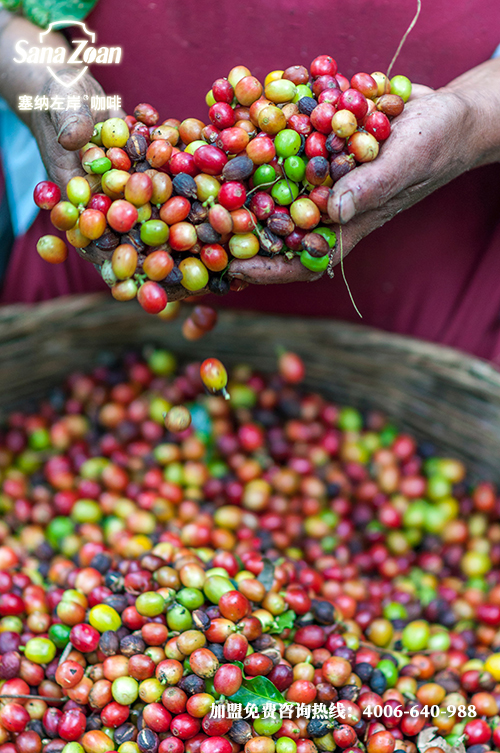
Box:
[229,83,476,283]
[31,68,117,192]
[325,83,473,266]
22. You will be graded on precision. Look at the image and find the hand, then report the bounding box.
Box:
[325,83,475,266]
[31,68,119,192]
[228,85,443,285]
[229,254,324,285]
[229,84,466,284]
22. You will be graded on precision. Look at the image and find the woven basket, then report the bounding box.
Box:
[0,293,499,482]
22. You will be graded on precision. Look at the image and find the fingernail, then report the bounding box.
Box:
[57,116,79,143]
[339,191,355,224]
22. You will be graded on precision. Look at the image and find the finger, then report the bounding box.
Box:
[327,138,413,225]
[50,99,96,152]
[53,109,96,151]
[228,255,323,285]
[49,151,89,195]
[164,285,208,302]
[327,89,439,225]
[31,114,87,191]
[408,83,434,100]
[327,184,428,270]
[45,70,100,150]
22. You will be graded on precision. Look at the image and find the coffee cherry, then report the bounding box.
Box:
[390,75,412,102]
[265,79,297,103]
[67,176,91,207]
[33,181,61,210]
[101,118,130,149]
[331,110,357,138]
[200,244,228,272]
[107,200,139,233]
[125,173,153,206]
[112,279,138,301]
[200,359,228,395]
[347,131,379,163]
[271,180,299,206]
[134,103,159,126]
[364,112,391,141]
[140,220,169,246]
[112,244,138,280]
[301,233,329,257]
[290,198,321,230]
[229,233,259,259]
[143,250,174,281]
[79,209,106,240]
[50,201,79,231]
[228,64,252,88]
[218,182,247,211]
[88,193,113,214]
[310,103,337,134]
[209,103,235,129]
[102,169,131,199]
[258,106,287,135]
[310,55,338,78]
[36,235,68,264]
[376,94,405,117]
[275,129,302,158]
[194,145,228,175]
[212,78,234,103]
[178,258,209,291]
[330,153,356,182]
[137,281,168,314]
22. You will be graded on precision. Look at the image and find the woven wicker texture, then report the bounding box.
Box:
[0,293,499,480]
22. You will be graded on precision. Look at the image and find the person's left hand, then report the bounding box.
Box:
[229,83,478,283]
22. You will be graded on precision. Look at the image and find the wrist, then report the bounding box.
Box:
[442,59,500,168]
[0,14,71,128]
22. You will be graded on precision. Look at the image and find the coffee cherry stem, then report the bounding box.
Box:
[246,179,278,197]
[202,196,217,208]
[338,225,362,318]
[57,640,73,666]
[386,0,422,79]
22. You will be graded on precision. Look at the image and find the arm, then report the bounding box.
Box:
[326,58,500,261]
[0,10,106,187]
[230,59,500,283]
[0,11,197,302]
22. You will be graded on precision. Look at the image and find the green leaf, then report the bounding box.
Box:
[22,0,100,27]
[229,661,286,710]
[228,685,284,711]
[0,0,22,11]
[269,609,296,634]
[257,558,275,590]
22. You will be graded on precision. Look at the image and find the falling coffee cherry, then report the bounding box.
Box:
[278,351,305,384]
[200,358,229,399]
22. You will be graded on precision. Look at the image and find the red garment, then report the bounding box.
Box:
[2,0,500,360]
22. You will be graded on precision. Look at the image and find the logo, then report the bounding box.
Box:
[13,20,122,87]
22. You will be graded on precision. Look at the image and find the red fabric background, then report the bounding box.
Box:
[2,0,500,360]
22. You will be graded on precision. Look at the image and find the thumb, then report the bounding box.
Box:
[328,86,435,225]
[45,69,99,150]
[51,103,96,151]
[328,156,405,225]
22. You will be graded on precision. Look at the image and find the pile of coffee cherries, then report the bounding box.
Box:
[0,349,499,753]
[34,57,412,313]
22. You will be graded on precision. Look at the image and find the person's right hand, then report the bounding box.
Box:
[31,68,115,192]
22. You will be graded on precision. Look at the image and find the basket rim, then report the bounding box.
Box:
[0,292,498,386]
